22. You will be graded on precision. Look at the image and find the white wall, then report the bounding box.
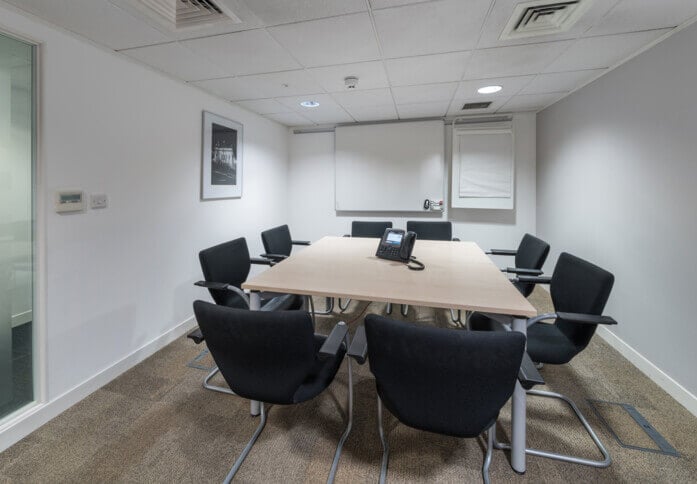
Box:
[288,113,537,258]
[537,22,697,408]
[0,2,290,447]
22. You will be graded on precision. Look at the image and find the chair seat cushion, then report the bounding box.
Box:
[292,334,346,404]
[526,322,577,365]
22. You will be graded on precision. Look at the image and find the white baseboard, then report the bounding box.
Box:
[11,310,33,328]
[597,326,697,417]
[0,315,197,453]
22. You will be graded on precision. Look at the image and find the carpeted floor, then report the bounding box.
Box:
[1,288,695,483]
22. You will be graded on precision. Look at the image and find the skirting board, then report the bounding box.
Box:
[0,315,198,453]
[597,326,697,418]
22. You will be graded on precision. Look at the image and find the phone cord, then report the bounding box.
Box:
[407,256,425,271]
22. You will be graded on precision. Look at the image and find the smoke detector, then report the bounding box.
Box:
[131,0,241,30]
[499,0,593,40]
[344,76,359,89]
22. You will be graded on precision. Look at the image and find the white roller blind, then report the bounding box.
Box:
[458,130,513,198]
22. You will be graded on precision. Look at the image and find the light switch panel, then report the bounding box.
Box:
[90,194,108,209]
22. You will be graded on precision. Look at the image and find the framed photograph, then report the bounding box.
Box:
[201,111,243,200]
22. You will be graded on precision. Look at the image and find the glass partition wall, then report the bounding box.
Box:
[0,31,35,419]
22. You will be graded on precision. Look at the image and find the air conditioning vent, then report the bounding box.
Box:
[462,102,492,110]
[135,0,241,29]
[499,0,593,40]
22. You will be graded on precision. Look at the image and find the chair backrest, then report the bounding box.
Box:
[551,252,615,353]
[199,237,251,308]
[364,315,525,438]
[405,221,452,241]
[514,234,551,297]
[193,301,316,404]
[261,224,293,257]
[351,221,393,238]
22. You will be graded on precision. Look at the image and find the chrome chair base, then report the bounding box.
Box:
[203,367,235,395]
[493,389,611,468]
[222,344,354,483]
[376,397,496,484]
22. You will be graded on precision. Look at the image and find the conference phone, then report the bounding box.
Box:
[375,228,425,271]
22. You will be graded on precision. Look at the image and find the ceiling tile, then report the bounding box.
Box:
[4,0,169,50]
[192,70,324,100]
[520,69,605,95]
[121,42,225,81]
[242,0,366,26]
[343,104,398,122]
[391,83,457,104]
[447,97,509,116]
[265,112,314,126]
[455,75,534,99]
[182,29,299,76]
[307,61,389,92]
[544,29,671,73]
[476,0,620,49]
[369,0,433,9]
[397,101,450,119]
[587,0,697,37]
[268,13,381,67]
[332,88,394,107]
[236,99,293,115]
[465,41,573,79]
[499,93,565,112]
[373,0,492,58]
[192,77,264,100]
[385,51,471,87]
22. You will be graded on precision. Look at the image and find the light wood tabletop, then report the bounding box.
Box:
[243,236,537,317]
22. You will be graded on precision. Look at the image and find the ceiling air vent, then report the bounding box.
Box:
[135,0,241,29]
[462,102,492,110]
[499,0,593,40]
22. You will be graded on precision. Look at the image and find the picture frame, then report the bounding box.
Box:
[201,111,243,200]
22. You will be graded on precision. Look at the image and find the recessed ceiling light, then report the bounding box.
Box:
[300,100,320,108]
[478,85,502,94]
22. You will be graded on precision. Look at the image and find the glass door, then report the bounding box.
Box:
[0,31,35,419]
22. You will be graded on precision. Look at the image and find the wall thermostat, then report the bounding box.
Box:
[55,190,84,213]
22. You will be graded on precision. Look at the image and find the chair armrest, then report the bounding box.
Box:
[557,312,618,325]
[452,237,461,242]
[194,281,250,308]
[347,326,368,364]
[515,275,552,284]
[487,249,517,256]
[292,240,311,246]
[250,257,273,266]
[319,322,348,358]
[505,267,544,276]
[519,352,545,390]
[187,328,204,344]
[260,253,288,262]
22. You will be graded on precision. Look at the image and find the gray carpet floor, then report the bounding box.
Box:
[1,288,696,483]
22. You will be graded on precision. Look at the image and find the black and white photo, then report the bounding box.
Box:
[201,112,243,199]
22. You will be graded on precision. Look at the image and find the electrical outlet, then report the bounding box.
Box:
[90,194,108,209]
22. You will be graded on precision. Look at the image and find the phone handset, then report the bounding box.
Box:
[399,231,416,261]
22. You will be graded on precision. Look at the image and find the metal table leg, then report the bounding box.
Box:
[249,291,261,417]
[511,317,527,474]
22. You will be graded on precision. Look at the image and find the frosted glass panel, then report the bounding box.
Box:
[0,31,34,419]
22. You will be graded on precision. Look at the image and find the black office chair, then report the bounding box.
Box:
[470,252,617,468]
[345,221,393,238]
[189,237,303,394]
[487,233,550,298]
[259,224,332,316]
[193,301,352,483]
[396,221,459,319]
[405,221,459,242]
[337,221,393,311]
[348,315,533,484]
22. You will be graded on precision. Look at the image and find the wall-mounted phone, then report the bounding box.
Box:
[375,228,424,270]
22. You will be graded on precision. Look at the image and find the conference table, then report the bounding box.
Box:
[242,235,537,474]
